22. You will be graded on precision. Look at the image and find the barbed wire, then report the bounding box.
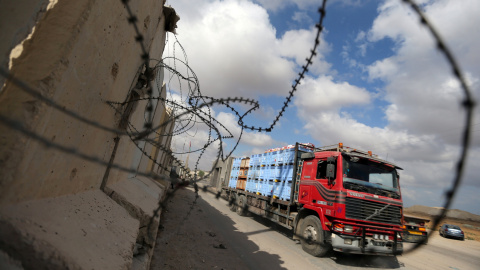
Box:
[0,0,475,262]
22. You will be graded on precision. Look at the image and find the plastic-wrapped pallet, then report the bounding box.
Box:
[258,166,265,180]
[254,154,261,166]
[280,184,292,200]
[268,152,276,165]
[276,150,285,165]
[282,165,294,181]
[273,166,282,181]
[255,180,263,195]
[262,180,274,197]
[273,181,285,199]
[283,148,295,164]
[261,153,268,166]
[263,166,271,181]
[229,177,237,188]
[246,168,256,192]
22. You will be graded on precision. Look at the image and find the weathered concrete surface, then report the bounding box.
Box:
[0,190,139,270]
[106,176,166,230]
[105,176,168,270]
[0,0,166,204]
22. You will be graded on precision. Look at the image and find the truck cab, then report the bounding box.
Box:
[296,144,403,255]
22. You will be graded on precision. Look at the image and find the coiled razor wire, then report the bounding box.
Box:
[0,0,475,257]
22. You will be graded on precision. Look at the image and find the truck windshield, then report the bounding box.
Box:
[343,155,400,198]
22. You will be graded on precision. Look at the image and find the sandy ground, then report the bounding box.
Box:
[150,185,250,269]
[150,185,480,270]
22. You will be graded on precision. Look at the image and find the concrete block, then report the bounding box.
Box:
[104,176,167,270]
[0,190,139,270]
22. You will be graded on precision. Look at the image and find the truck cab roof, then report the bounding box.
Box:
[300,144,403,170]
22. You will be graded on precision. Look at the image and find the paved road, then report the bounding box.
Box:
[152,186,480,270]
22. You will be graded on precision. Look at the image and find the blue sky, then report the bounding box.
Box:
[165,0,480,214]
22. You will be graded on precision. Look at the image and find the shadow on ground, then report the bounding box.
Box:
[330,253,402,269]
[150,187,287,270]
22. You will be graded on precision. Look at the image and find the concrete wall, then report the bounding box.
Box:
[0,0,170,203]
[0,0,178,269]
[210,157,235,191]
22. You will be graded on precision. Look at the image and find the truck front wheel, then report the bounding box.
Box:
[299,215,330,257]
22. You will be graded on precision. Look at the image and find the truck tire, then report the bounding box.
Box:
[299,215,329,257]
[229,193,237,212]
[236,195,247,216]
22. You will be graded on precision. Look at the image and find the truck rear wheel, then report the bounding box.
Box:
[299,215,329,257]
[236,195,247,216]
[229,193,237,212]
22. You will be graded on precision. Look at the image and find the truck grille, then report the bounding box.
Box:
[345,197,402,225]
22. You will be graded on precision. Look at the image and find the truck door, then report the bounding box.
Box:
[317,156,345,216]
[314,158,338,205]
[299,157,340,214]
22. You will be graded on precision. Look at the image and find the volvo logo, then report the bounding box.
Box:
[349,192,365,198]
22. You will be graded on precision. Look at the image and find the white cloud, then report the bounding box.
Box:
[169,0,333,100]
[253,0,363,11]
[365,0,480,143]
[216,112,275,147]
[170,0,333,100]
[354,31,368,57]
[278,28,332,76]
[172,0,296,98]
[292,11,312,25]
[329,0,363,7]
[368,58,398,81]
[252,0,319,11]
[295,75,371,113]
[171,128,226,171]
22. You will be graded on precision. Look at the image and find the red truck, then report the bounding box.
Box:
[224,142,404,256]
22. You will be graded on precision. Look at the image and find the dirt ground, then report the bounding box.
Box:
[150,185,250,270]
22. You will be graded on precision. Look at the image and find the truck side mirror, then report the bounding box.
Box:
[326,164,335,185]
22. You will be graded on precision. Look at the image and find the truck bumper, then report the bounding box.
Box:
[331,233,403,255]
[403,233,428,243]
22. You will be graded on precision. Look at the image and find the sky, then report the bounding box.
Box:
[162,0,480,214]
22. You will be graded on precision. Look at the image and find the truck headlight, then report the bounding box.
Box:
[334,224,344,232]
[344,225,353,233]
